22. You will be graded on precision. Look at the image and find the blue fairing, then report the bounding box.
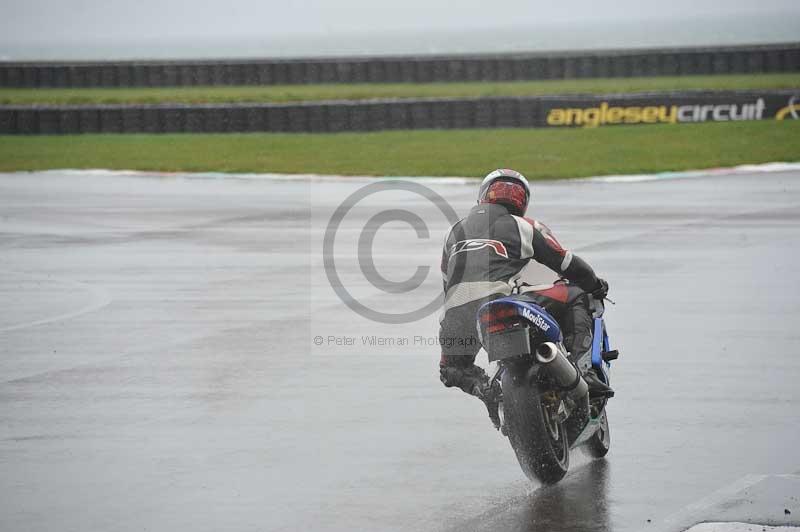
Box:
[478,296,563,343]
[591,318,604,370]
[591,317,612,385]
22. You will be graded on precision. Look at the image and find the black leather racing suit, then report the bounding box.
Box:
[438,202,602,395]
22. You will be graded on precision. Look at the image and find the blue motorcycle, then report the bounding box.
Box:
[477,292,618,484]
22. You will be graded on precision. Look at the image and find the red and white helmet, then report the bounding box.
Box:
[477,169,531,216]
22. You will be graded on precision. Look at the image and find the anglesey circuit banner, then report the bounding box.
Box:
[539,91,800,128]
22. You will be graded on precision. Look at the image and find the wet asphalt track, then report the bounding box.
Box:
[1,170,799,532]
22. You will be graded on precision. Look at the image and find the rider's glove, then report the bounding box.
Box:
[592,278,609,299]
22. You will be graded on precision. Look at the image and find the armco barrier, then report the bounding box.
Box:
[1,43,798,88]
[1,90,798,134]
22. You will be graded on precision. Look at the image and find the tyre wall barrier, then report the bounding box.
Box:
[1,43,798,88]
[1,90,798,134]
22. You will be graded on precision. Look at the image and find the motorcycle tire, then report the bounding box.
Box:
[501,369,569,484]
[585,409,611,458]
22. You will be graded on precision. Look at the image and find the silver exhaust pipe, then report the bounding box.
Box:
[535,342,589,402]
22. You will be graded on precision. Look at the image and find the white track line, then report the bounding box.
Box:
[658,474,800,532]
[659,474,767,530]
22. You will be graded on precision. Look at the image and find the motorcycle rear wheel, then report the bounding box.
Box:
[501,370,569,484]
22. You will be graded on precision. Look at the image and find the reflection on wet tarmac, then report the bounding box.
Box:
[454,458,611,532]
[516,459,611,532]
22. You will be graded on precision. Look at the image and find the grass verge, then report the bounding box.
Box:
[1,74,798,105]
[1,121,798,179]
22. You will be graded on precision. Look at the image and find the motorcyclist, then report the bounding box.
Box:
[438,169,613,419]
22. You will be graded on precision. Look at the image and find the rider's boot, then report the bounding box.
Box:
[566,350,614,398]
[478,378,502,430]
[581,369,614,398]
[440,363,501,429]
[566,322,615,399]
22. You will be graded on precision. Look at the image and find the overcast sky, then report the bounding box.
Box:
[1,0,799,59]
